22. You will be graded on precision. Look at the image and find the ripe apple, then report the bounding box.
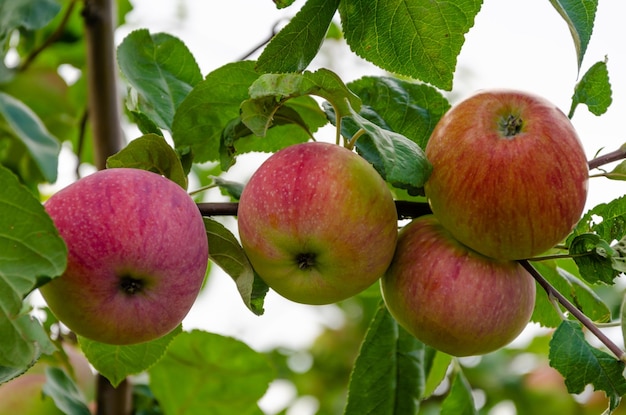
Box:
[237,142,398,305]
[40,168,208,345]
[381,215,536,356]
[424,89,588,260]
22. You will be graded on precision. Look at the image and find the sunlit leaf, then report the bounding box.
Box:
[549,320,626,412]
[338,0,482,90]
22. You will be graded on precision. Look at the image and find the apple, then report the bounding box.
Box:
[39,168,208,345]
[424,89,588,260]
[381,215,536,356]
[237,142,398,305]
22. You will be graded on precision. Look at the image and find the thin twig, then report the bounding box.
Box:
[519,260,626,362]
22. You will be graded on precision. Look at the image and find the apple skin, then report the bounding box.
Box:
[40,168,208,345]
[381,215,536,356]
[237,142,398,305]
[424,89,588,260]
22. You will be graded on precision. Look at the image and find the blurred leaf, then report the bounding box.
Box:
[79,325,182,388]
[568,59,612,118]
[149,330,274,415]
[257,0,340,73]
[344,302,429,414]
[347,76,451,150]
[530,261,611,328]
[348,107,432,194]
[0,165,65,375]
[274,0,297,8]
[172,61,261,163]
[210,176,245,200]
[42,367,91,415]
[622,295,626,352]
[568,233,620,285]
[549,0,598,70]
[549,320,626,412]
[423,350,452,398]
[203,218,267,315]
[117,29,202,131]
[338,0,482,90]
[106,134,188,189]
[0,92,61,183]
[0,0,61,49]
[441,367,477,415]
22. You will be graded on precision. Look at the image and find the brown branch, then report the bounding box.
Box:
[588,146,626,170]
[83,0,124,171]
[519,260,626,362]
[196,200,432,219]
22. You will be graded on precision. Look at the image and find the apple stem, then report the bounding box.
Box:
[346,128,366,150]
[519,260,626,362]
[588,146,626,170]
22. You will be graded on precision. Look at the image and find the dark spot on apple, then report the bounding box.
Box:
[500,114,524,138]
[295,253,316,271]
[119,276,144,295]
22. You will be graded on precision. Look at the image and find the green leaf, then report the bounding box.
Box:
[0,0,61,49]
[571,195,626,244]
[246,68,361,125]
[344,302,429,414]
[203,218,267,316]
[106,134,188,189]
[549,0,598,70]
[0,165,65,374]
[42,367,91,415]
[549,320,626,412]
[172,61,261,163]
[117,29,202,131]
[78,325,181,388]
[348,76,451,150]
[257,0,340,73]
[530,261,611,328]
[0,92,61,183]
[568,233,620,285]
[423,351,453,398]
[148,330,274,415]
[441,367,477,415]
[273,0,298,9]
[338,0,482,90]
[348,107,432,194]
[568,59,612,118]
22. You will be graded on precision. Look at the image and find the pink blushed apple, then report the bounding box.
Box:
[424,89,588,260]
[237,142,398,305]
[381,215,536,357]
[40,168,208,345]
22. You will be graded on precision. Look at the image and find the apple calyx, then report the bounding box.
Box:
[119,275,145,295]
[498,113,524,138]
[296,252,317,271]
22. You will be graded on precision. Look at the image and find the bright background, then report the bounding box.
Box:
[53,1,626,414]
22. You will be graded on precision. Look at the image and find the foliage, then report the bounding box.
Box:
[0,0,625,414]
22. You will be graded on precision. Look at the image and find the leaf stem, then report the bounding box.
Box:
[346,128,366,150]
[519,260,626,362]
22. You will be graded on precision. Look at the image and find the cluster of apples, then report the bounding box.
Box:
[382,90,589,356]
[238,89,589,357]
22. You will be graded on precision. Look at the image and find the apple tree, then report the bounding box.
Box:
[1,0,626,414]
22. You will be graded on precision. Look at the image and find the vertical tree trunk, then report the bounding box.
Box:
[82,0,130,413]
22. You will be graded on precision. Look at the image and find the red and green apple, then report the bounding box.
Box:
[40,168,209,345]
[381,215,536,356]
[425,89,588,260]
[237,142,398,305]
